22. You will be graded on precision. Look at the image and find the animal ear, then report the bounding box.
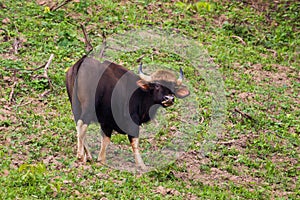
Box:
[136,80,150,91]
[175,86,190,98]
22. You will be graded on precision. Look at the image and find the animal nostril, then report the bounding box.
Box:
[170,96,174,102]
[164,95,174,101]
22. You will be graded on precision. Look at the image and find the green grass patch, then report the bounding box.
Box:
[0,0,299,199]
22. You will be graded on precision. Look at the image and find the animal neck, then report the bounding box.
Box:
[142,90,154,105]
[137,89,161,123]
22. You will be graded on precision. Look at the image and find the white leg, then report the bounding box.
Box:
[84,141,93,162]
[130,137,146,170]
[97,133,110,164]
[80,124,88,163]
[76,120,84,161]
[76,120,90,162]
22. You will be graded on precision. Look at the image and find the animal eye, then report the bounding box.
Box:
[155,85,160,90]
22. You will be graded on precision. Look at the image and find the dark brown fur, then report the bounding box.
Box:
[66,55,88,103]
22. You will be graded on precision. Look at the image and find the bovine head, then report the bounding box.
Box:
[136,63,190,107]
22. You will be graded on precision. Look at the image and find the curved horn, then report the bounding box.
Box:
[138,63,152,82]
[177,67,183,85]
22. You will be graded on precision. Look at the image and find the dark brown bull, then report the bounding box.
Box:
[66,55,190,169]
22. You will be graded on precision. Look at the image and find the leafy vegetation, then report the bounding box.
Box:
[0,0,299,199]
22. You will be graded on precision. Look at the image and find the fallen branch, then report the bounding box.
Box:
[43,54,54,89]
[40,89,51,98]
[217,140,236,145]
[50,0,72,12]
[199,116,204,124]
[97,32,108,59]
[9,81,17,104]
[230,35,246,46]
[9,70,17,104]
[80,23,93,53]
[136,55,145,63]
[17,99,33,108]
[98,40,106,59]
[26,64,46,71]
[267,49,277,57]
[234,108,253,120]
[36,54,54,89]
[13,37,20,54]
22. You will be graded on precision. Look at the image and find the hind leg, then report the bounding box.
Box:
[76,120,92,162]
[84,141,93,162]
[76,120,84,161]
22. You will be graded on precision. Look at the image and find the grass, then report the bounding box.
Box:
[0,0,299,199]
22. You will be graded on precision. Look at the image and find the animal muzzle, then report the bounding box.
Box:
[162,95,174,107]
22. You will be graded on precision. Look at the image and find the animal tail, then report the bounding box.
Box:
[65,55,88,104]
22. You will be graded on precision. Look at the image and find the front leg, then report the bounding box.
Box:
[97,133,111,164]
[128,135,146,170]
[97,125,112,164]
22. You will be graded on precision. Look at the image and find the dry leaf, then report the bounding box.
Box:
[2,18,10,24]
[63,180,72,184]
[36,0,46,5]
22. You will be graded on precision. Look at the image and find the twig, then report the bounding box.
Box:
[9,71,17,104]
[97,31,107,59]
[230,35,246,46]
[98,39,106,59]
[234,108,253,120]
[9,81,17,104]
[26,64,46,71]
[3,105,11,111]
[50,0,72,12]
[267,49,277,57]
[43,54,54,89]
[13,37,20,54]
[6,64,46,72]
[136,55,145,63]
[217,140,236,145]
[199,116,204,124]
[17,99,33,108]
[102,31,106,41]
[40,89,51,98]
[80,23,93,53]
[35,54,54,89]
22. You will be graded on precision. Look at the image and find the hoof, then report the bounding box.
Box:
[86,156,93,162]
[77,153,86,163]
[97,158,106,165]
[137,163,147,171]
[77,156,84,162]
